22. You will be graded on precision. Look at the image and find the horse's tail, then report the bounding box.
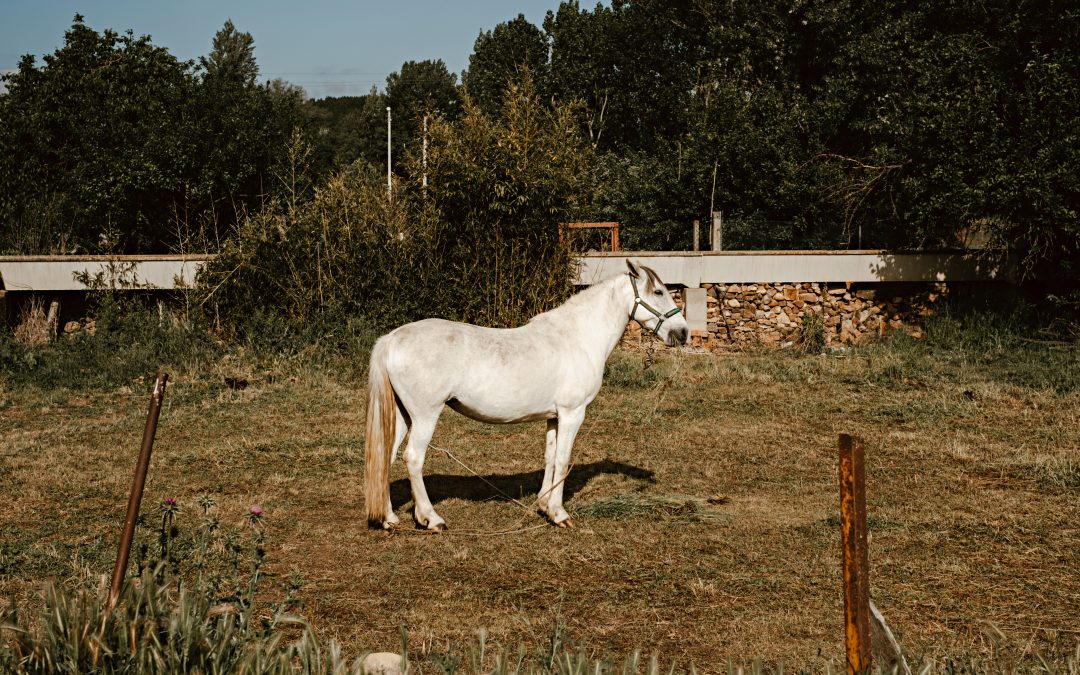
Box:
[364,336,396,527]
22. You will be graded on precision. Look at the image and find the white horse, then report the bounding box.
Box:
[364,260,688,531]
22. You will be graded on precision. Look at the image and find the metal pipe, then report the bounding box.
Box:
[839,433,871,675]
[108,371,169,607]
[386,106,392,197]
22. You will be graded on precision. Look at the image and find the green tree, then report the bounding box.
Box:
[386,59,460,168]
[190,20,305,248]
[543,2,618,147]
[343,87,390,169]
[0,15,197,253]
[199,18,258,86]
[420,74,591,325]
[462,14,550,116]
[203,73,594,338]
[0,16,305,254]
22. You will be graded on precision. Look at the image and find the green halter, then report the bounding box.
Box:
[630,274,682,336]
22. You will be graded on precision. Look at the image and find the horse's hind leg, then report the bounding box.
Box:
[537,418,558,514]
[402,408,446,531]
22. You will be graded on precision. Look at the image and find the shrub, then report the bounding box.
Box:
[0,292,218,391]
[199,73,593,349]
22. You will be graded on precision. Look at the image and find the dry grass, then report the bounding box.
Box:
[12,297,53,347]
[1,345,1078,672]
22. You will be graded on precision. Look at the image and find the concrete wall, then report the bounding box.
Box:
[0,255,211,292]
[576,250,1007,286]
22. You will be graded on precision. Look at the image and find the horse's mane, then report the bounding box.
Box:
[527,274,624,324]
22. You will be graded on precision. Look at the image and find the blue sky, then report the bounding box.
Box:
[0,1,581,98]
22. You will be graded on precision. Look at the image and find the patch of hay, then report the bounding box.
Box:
[14,297,53,347]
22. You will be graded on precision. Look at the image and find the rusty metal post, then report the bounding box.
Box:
[839,433,871,675]
[108,371,168,606]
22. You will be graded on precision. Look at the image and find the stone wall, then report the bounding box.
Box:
[622,282,948,350]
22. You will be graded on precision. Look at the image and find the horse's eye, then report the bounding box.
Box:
[653,289,663,296]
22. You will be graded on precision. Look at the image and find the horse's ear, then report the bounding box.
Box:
[626,259,641,278]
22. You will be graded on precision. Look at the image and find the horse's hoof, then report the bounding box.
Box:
[555,517,574,529]
[430,522,448,532]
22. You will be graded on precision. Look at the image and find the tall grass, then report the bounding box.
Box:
[0,496,365,674]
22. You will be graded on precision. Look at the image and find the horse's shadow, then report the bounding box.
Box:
[389,459,655,509]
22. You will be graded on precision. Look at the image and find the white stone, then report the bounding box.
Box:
[361,653,406,675]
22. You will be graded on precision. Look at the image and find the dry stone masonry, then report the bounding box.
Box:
[623,281,948,350]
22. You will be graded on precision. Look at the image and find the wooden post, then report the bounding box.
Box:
[108,372,168,607]
[558,222,620,252]
[839,434,871,675]
[693,219,700,251]
[46,298,60,341]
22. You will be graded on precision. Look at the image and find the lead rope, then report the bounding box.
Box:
[382,442,579,537]
[642,330,655,373]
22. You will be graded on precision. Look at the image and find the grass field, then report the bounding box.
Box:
[2,330,1079,671]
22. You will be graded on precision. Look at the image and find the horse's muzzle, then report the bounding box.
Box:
[667,326,688,347]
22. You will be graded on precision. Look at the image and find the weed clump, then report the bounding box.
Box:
[0,496,351,674]
[0,292,218,391]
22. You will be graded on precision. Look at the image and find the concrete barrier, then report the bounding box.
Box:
[0,255,212,292]
[576,250,1007,286]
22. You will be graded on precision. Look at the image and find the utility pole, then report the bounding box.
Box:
[386,106,392,198]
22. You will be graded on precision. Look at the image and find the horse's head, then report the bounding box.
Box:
[626,260,689,347]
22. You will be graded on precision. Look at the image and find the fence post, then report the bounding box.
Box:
[711,211,723,251]
[839,434,871,675]
[108,371,169,607]
[693,219,700,251]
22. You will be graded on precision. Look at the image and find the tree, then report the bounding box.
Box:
[189,20,305,247]
[199,18,258,87]
[462,15,549,116]
[544,2,618,147]
[0,15,197,252]
[386,59,460,168]
[202,73,594,341]
[0,16,305,254]
[417,73,593,326]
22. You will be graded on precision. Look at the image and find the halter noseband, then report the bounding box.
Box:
[630,274,681,336]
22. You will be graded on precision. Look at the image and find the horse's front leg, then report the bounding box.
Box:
[544,407,585,527]
[537,418,558,514]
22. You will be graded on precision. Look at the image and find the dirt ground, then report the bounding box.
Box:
[2,347,1078,671]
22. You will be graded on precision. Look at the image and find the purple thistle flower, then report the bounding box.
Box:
[249,506,263,518]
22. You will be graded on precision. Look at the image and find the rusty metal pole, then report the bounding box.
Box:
[108,371,168,607]
[839,433,871,675]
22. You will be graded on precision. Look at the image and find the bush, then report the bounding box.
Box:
[0,292,218,390]
[200,74,593,347]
